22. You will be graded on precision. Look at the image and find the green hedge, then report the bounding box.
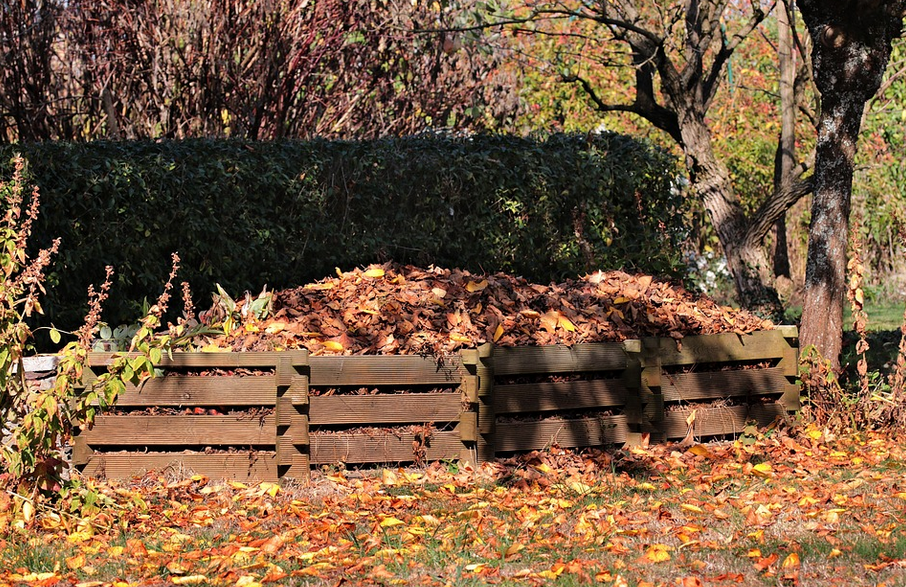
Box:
[3,134,686,331]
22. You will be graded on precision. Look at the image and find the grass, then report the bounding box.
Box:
[6,431,906,586]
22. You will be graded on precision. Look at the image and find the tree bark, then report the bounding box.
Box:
[773,0,797,280]
[679,116,783,318]
[798,0,904,368]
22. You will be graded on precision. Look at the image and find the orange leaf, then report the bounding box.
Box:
[643,544,672,563]
[782,553,801,568]
[493,323,505,342]
[465,280,488,292]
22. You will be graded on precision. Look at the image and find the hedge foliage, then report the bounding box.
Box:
[2,134,686,331]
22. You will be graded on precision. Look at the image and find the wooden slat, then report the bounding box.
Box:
[77,452,278,481]
[87,351,290,369]
[308,356,463,386]
[309,394,462,425]
[660,367,795,403]
[654,330,792,367]
[310,430,462,464]
[662,404,787,439]
[100,376,277,407]
[495,415,628,452]
[493,344,628,376]
[77,415,275,445]
[494,379,627,415]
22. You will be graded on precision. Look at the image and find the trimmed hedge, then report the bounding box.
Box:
[3,134,686,331]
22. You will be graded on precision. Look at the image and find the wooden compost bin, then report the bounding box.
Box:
[306,354,471,467]
[638,326,799,442]
[73,351,309,482]
[72,326,798,480]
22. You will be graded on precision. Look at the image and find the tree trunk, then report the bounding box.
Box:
[798,0,903,368]
[680,117,783,318]
[773,1,796,281]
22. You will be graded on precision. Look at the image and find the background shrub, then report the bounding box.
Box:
[2,133,686,333]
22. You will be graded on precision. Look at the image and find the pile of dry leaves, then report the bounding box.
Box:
[196,263,772,355]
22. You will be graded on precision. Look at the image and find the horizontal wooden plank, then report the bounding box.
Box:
[76,452,278,482]
[495,415,628,452]
[494,379,628,415]
[77,415,275,445]
[494,344,628,376]
[310,430,462,464]
[99,376,277,407]
[309,394,463,425]
[309,355,463,386]
[87,351,306,369]
[653,330,792,368]
[662,404,787,440]
[660,367,795,403]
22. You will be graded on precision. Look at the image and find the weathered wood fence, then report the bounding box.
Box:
[73,327,799,481]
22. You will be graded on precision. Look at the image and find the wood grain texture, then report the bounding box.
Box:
[310,430,462,464]
[309,394,463,425]
[101,376,277,407]
[77,415,276,445]
[493,343,628,376]
[662,404,787,439]
[494,379,627,415]
[495,415,628,452]
[660,367,794,403]
[76,452,278,481]
[653,330,792,367]
[308,355,463,386]
[86,351,304,369]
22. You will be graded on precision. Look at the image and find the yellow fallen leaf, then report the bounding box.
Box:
[493,324,505,342]
[644,544,672,563]
[504,542,525,558]
[680,503,703,514]
[687,444,713,458]
[382,469,399,486]
[364,268,385,278]
[465,280,488,292]
[432,287,447,298]
[66,553,87,570]
[450,333,472,343]
[322,340,344,352]
[613,296,631,304]
[235,577,262,587]
[558,315,576,332]
[264,322,287,334]
[171,576,208,585]
[782,553,800,568]
[752,462,774,478]
[379,516,406,528]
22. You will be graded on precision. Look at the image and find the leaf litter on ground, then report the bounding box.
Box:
[3,427,906,586]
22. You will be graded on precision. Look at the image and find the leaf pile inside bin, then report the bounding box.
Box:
[194,264,773,355]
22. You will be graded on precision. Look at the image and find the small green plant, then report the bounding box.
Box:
[0,156,180,513]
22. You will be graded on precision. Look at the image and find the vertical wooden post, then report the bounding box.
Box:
[776,325,801,411]
[461,343,495,464]
[640,337,666,443]
[457,371,479,464]
[276,350,310,480]
[621,339,644,446]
